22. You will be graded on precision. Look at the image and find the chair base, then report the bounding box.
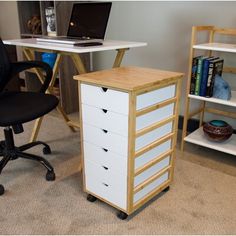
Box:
[0,127,55,195]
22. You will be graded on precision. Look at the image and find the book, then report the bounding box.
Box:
[199,57,218,97]
[206,58,224,97]
[190,56,201,94]
[195,56,208,95]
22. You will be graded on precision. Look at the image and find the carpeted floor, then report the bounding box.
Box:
[0,114,236,235]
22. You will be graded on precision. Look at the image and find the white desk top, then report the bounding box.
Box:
[3,38,147,53]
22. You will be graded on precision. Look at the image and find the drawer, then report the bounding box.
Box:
[135,139,172,169]
[82,104,128,137]
[134,156,170,187]
[135,122,173,151]
[136,103,175,131]
[134,172,169,203]
[83,123,128,156]
[84,159,127,210]
[83,141,127,175]
[136,84,176,110]
[81,83,129,115]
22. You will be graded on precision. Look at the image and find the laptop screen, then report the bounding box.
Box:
[67,2,112,39]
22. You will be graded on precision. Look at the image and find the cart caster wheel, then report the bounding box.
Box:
[162,186,170,192]
[46,171,55,181]
[117,211,128,220]
[0,184,5,196]
[43,146,51,155]
[87,194,97,202]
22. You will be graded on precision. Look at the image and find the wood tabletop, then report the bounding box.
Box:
[74,66,183,91]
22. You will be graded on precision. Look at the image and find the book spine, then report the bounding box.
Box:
[206,59,224,97]
[199,59,209,96]
[189,57,199,94]
[206,61,214,97]
[209,59,224,97]
[194,58,203,95]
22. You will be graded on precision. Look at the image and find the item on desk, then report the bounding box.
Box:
[42,52,57,68]
[213,75,232,100]
[27,15,42,35]
[203,120,233,142]
[45,7,56,36]
[74,42,103,47]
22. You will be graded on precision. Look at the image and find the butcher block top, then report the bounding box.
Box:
[74,66,183,92]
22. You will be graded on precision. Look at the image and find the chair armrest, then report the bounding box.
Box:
[10,61,53,93]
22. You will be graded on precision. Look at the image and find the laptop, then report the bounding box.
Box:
[37,2,112,45]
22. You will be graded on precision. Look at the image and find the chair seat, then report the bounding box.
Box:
[0,91,59,126]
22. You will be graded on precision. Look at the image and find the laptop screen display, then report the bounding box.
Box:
[67,2,112,39]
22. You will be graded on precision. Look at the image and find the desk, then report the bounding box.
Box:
[4,38,147,142]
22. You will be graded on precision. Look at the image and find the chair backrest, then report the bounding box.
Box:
[0,38,11,92]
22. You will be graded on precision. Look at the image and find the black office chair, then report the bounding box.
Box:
[0,38,59,195]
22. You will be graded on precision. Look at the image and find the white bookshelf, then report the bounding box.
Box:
[181,26,236,156]
[184,127,236,156]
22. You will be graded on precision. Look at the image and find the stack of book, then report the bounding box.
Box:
[189,56,224,97]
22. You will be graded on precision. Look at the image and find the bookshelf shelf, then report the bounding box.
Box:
[181,26,236,156]
[184,127,236,156]
[188,90,236,107]
[193,43,236,53]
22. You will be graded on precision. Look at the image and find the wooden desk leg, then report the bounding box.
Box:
[56,104,76,131]
[23,48,76,141]
[30,117,43,142]
[78,162,82,172]
[71,54,87,173]
[113,48,129,68]
[71,54,87,74]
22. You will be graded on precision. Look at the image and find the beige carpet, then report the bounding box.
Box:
[0,114,236,235]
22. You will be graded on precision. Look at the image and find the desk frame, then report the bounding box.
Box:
[22,47,129,142]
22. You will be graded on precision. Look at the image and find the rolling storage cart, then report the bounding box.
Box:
[74,67,183,219]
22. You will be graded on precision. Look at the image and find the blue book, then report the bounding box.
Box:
[199,57,217,96]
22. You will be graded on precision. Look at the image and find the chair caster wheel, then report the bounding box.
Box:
[46,171,55,181]
[43,146,51,155]
[162,186,170,192]
[117,211,128,220]
[87,194,97,202]
[0,184,5,196]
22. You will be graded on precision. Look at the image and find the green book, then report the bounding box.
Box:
[194,56,208,95]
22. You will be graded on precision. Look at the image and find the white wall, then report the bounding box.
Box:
[94,1,236,119]
[1,1,236,122]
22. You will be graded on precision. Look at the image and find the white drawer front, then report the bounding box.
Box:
[82,104,128,137]
[136,103,174,131]
[83,123,128,156]
[135,122,173,151]
[134,156,170,187]
[135,139,172,169]
[81,83,129,115]
[84,159,127,210]
[83,141,127,175]
[134,172,169,203]
[136,84,176,110]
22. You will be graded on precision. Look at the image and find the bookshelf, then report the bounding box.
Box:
[181,26,236,156]
[16,1,90,113]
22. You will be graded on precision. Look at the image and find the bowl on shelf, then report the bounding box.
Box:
[203,120,233,142]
